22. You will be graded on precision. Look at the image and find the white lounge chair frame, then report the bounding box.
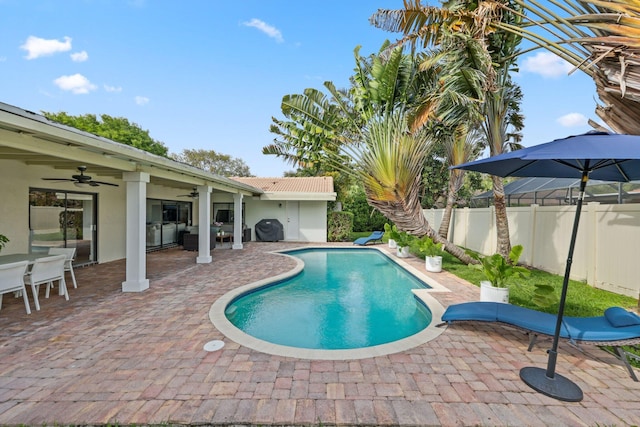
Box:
[0,260,31,314]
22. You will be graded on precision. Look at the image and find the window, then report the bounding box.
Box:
[213,203,245,226]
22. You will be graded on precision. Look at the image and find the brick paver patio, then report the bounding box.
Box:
[0,242,638,426]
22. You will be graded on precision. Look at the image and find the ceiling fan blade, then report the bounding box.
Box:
[91,181,119,187]
[42,178,75,182]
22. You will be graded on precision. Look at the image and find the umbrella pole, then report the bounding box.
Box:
[519,169,588,402]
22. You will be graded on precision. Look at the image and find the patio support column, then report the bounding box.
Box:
[196,185,212,264]
[232,193,244,250]
[122,171,150,292]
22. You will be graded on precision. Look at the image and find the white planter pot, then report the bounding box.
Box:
[396,246,410,258]
[480,281,509,303]
[425,256,443,273]
[388,239,397,249]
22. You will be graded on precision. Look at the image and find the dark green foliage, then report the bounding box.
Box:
[42,111,169,157]
[0,234,8,252]
[421,151,449,208]
[327,211,353,242]
[171,149,252,177]
[342,185,387,232]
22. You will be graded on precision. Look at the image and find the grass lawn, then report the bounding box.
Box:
[437,250,638,316]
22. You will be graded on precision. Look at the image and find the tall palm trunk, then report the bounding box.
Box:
[485,91,513,258]
[491,175,511,257]
[438,169,465,238]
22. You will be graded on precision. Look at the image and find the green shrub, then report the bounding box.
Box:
[327,211,353,242]
[342,186,387,232]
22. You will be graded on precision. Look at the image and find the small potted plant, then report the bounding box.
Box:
[383,223,397,249]
[211,221,223,235]
[416,236,443,273]
[388,226,413,258]
[467,244,530,303]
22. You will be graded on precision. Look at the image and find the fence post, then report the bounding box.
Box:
[585,202,599,286]
[527,204,538,267]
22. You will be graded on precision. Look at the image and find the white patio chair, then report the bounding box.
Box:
[48,247,77,288]
[24,254,68,311]
[0,260,31,314]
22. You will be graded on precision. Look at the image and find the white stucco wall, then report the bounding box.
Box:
[0,160,125,262]
[298,201,328,242]
[242,197,328,242]
[0,160,200,263]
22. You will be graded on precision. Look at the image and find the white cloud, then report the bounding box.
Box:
[135,96,149,105]
[53,73,97,94]
[557,112,587,127]
[521,52,573,78]
[104,84,122,93]
[70,50,88,62]
[21,36,72,59]
[242,18,284,43]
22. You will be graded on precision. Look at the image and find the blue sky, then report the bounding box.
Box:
[0,0,598,177]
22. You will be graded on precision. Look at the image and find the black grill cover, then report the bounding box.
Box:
[255,218,284,242]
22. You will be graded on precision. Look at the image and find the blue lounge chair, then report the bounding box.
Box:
[441,302,640,381]
[353,230,384,246]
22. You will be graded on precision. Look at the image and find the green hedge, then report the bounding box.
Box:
[328,211,353,242]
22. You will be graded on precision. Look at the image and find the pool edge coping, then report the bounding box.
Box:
[209,245,450,360]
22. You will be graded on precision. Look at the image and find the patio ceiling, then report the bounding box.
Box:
[0,102,262,196]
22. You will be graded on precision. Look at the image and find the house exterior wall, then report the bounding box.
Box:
[428,204,640,298]
[0,160,125,263]
[0,159,330,265]
[298,201,328,242]
[242,197,328,242]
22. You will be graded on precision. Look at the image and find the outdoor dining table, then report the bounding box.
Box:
[0,253,50,265]
[215,234,233,244]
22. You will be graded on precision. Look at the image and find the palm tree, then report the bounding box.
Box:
[438,124,483,238]
[408,34,491,239]
[265,43,477,264]
[371,0,525,258]
[341,110,474,262]
[493,0,640,134]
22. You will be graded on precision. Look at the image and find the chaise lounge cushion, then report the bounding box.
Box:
[442,301,640,342]
[353,231,384,246]
[604,306,640,327]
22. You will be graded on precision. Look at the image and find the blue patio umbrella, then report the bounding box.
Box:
[452,131,640,402]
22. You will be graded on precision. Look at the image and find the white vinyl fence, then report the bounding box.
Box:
[425,203,640,298]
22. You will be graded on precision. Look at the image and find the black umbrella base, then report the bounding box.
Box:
[520,367,583,402]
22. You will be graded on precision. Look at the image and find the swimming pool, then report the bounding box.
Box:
[210,246,447,359]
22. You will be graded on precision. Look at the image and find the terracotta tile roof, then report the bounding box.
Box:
[231,176,334,194]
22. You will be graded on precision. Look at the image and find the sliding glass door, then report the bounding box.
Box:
[29,189,97,265]
[145,199,191,249]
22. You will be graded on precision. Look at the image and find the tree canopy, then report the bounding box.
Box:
[42,111,169,157]
[171,149,252,177]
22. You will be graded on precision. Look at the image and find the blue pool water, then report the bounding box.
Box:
[225,248,432,350]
